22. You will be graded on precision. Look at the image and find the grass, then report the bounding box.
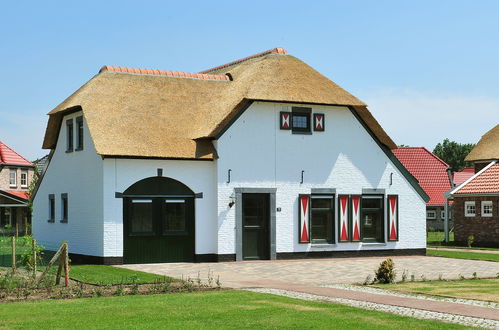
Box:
[426,232,499,251]
[66,265,177,285]
[0,290,467,329]
[427,249,499,262]
[373,278,499,303]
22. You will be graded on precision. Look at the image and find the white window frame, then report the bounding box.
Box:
[20,170,28,188]
[481,201,493,217]
[465,201,476,217]
[426,210,436,219]
[9,169,16,187]
[440,211,446,219]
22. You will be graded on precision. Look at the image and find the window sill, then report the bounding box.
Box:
[9,186,16,188]
[361,242,387,246]
[75,147,84,152]
[291,131,312,135]
[60,220,68,224]
[65,150,73,153]
[311,243,336,248]
[47,219,55,223]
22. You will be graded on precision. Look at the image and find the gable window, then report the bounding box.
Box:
[310,195,334,244]
[9,169,16,187]
[361,195,384,243]
[66,119,74,152]
[48,194,55,222]
[464,201,475,217]
[291,107,311,134]
[426,210,436,219]
[60,193,68,222]
[20,170,28,188]
[76,116,84,151]
[481,201,493,217]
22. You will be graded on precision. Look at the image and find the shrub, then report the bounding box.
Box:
[467,235,474,248]
[374,258,396,284]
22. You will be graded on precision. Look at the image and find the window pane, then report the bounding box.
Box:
[163,200,186,233]
[311,197,333,243]
[130,200,153,235]
[361,196,384,242]
[292,115,308,128]
[9,170,16,185]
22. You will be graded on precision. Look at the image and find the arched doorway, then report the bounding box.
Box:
[123,177,195,264]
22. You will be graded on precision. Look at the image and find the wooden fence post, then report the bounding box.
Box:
[11,236,16,275]
[32,239,37,278]
[64,243,69,287]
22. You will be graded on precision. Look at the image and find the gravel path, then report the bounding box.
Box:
[324,284,499,309]
[247,288,499,329]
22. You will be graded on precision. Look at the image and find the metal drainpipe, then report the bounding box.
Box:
[444,168,454,243]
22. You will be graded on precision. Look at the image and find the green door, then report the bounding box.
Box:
[122,177,195,264]
[242,193,270,260]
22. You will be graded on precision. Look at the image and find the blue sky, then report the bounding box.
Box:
[1,0,498,160]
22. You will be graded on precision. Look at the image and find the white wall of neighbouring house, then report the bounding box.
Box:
[33,111,104,256]
[102,158,217,257]
[216,101,426,256]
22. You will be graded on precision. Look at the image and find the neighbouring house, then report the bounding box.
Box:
[453,168,474,186]
[33,48,429,264]
[392,147,454,231]
[450,124,499,247]
[0,141,36,235]
[33,154,50,176]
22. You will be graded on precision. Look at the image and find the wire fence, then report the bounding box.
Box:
[0,233,47,272]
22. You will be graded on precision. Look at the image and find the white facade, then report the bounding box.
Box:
[33,102,426,261]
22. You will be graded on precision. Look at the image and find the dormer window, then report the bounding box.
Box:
[291,107,311,134]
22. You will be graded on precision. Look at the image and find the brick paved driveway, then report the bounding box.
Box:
[119,256,499,288]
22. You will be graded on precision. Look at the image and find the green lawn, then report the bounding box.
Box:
[427,249,499,262]
[427,231,454,246]
[0,290,466,329]
[60,265,177,285]
[374,278,499,303]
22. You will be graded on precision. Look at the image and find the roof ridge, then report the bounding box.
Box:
[421,147,450,168]
[0,141,33,166]
[99,66,231,81]
[451,160,498,194]
[199,47,287,74]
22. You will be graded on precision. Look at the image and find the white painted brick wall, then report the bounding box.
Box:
[32,112,104,255]
[216,102,426,255]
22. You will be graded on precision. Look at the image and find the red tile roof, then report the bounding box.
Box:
[453,168,475,186]
[0,141,33,166]
[393,147,452,205]
[453,161,499,194]
[3,190,29,200]
[200,47,287,73]
[99,66,231,81]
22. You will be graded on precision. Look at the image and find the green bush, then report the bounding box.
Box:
[374,258,396,284]
[467,235,474,248]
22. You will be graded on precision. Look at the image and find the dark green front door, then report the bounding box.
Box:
[242,193,270,260]
[123,197,195,264]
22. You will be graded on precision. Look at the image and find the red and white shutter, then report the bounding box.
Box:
[280,112,291,130]
[338,195,349,242]
[388,195,398,241]
[313,113,325,131]
[299,195,310,243]
[351,195,361,241]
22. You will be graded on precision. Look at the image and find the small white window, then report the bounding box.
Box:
[426,210,436,219]
[20,170,28,188]
[9,169,16,187]
[440,210,452,219]
[481,201,493,217]
[465,201,476,217]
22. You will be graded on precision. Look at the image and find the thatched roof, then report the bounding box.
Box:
[42,48,396,159]
[465,124,499,162]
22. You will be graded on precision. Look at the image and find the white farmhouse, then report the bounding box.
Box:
[33,48,429,264]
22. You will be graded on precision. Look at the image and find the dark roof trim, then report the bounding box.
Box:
[0,190,28,203]
[101,155,214,162]
[349,106,430,203]
[0,163,35,169]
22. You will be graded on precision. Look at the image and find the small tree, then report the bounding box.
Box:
[374,258,396,284]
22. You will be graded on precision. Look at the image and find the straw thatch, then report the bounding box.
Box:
[42,52,396,159]
[465,124,499,162]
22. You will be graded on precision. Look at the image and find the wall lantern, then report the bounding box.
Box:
[228,193,235,208]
